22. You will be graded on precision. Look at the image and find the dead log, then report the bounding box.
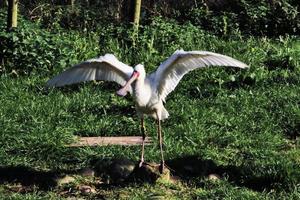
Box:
[67,136,152,147]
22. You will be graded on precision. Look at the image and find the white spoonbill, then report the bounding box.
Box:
[46,50,249,173]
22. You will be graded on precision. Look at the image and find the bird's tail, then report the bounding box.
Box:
[160,106,169,120]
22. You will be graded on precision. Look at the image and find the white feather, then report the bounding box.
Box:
[149,50,249,101]
[46,54,134,90]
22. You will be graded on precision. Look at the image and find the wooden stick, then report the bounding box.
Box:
[67,136,152,147]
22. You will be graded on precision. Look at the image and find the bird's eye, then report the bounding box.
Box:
[133,70,140,77]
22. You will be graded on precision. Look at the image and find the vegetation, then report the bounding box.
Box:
[0,0,300,199]
[13,0,300,36]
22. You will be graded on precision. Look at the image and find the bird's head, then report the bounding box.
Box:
[133,64,145,79]
[116,64,145,97]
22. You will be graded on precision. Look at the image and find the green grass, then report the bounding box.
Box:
[0,15,300,199]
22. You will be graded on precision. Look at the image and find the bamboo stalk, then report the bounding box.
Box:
[133,0,141,27]
[7,0,18,31]
[67,136,152,147]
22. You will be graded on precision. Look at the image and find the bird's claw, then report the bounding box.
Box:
[138,160,144,168]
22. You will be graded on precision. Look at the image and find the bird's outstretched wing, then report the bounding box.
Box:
[46,54,134,90]
[149,50,249,101]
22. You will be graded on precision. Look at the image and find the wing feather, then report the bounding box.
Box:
[150,50,249,101]
[46,54,134,89]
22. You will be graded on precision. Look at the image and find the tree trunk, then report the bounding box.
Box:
[133,0,141,27]
[68,0,75,10]
[7,0,18,31]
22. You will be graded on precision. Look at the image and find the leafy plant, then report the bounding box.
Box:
[0,10,99,75]
[187,0,299,36]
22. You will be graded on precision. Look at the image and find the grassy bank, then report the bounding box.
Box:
[0,11,300,199]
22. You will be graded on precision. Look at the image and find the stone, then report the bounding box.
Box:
[94,158,135,183]
[57,175,76,186]
[78,185,96,194]
[208,173,221,181]
[127,162,171,183]
[79,168,95,177]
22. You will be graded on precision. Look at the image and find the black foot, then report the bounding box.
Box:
[159,161,165,174]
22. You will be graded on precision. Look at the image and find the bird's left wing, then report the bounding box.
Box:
[46,54,134,89]
[150,50,249,101]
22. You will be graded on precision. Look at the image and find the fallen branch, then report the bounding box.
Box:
[67,136,152,147]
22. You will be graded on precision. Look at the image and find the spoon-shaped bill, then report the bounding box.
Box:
[116,71,140,97]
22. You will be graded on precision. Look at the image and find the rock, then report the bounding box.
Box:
[208,173,221,181]
[94,158,135,183]
[79,168,95,177]
[78,185,96,194]
[57,175,76,186]
[128,162,171,183]
[108,159,135,181]
[66,197,85,200]
[7,183,33,193]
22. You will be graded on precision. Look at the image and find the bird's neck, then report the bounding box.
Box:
[132,69,148,106]
[132,77,149,107]
[133,78,145,90]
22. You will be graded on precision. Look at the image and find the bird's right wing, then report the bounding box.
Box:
[46,54,134,89]
[149,50,249,101]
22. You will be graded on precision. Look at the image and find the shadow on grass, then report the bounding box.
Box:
[283,122,300,141]
[166,155,287,192]
[86,103,136,117]
[223,76,256,91]
[35,83,83,95]
[90,156,292,192]
[186,77,255,100]
[0,166,61,190]
[37,81,121,96]
[0,155,294,193]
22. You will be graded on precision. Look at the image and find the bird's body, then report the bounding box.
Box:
[133,74,169,120]
[47,49,249,173]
